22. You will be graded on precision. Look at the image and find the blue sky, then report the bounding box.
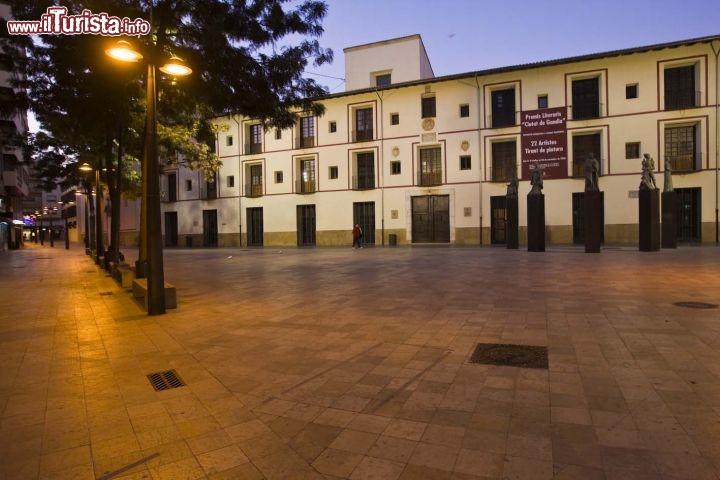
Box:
[306,0,720,92]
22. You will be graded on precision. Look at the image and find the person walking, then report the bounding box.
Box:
[352,224,363,248]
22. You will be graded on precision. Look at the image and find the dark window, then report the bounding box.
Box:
[664,65,696,110]
[275,129,281,140]
[354,152,375,189]
[538,95,548,109]
[246,124,262,154]
[572,77,600,119]
[391,161,401,175]
[625,142,640,159]
[491,88,516,128]
[329,121,336,133]
[491,141,516,182]
[355,108,373,141]
[329,166,338,179]
[459,104,470,118]
[421,96,436,118]
[665,124,698,171]
[460,155,471,170]
[275,171,283,183]
[572,133,601,177]
[626,84,638,99]
[299,116,315,148]
[226,135,233,146]
[390,113,399,125]
[168,173,177,201]
[376,73,391,87]
[185,179,192,191]
[227,175,235,188]
[418,147,442,186]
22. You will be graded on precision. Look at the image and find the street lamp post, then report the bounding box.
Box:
[59,200,70,250]
[49,206,55,247]
[106,39,191,315]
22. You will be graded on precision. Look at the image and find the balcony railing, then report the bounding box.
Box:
[665,91,701,110]
[295,136,315,149]
[200,182,217,200]
[352,129,374,142]
[245,183,263,197]
[488,111,518,129]
[244,143,262,155]
[352,175,375,190]
[295,180,316,194]
[570,102,603,120]
[666,153,702,172]
[417,171,443,186]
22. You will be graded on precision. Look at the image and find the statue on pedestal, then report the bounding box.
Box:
[529,164,543,195]
[639,153,657,190]
[506,170,518,197]
[663,159,674,192]
[584,153,600,192]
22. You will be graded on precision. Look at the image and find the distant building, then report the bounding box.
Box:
[161,34,720,247]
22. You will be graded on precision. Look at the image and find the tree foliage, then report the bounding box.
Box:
[3,0,333,188]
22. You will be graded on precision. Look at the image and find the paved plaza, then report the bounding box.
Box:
[1,242,720,480]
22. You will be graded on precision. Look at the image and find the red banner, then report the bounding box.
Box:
[520,107,567,180]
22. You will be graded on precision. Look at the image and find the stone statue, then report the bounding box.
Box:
[529,164,543,195]
[584,153,600,192]
[639,153,657,190]
[506,170,518,197]
[663,159,674,192]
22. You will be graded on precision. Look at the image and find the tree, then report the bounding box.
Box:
[4,0,332,257]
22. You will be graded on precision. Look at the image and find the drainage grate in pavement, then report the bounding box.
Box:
[99,291,113,296]
[469,343,548,369]
[673,301,718,310]
[147,370,185,391]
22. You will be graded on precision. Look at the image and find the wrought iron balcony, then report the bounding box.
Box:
[352,175,375,190]
[295,180,316,194]
[245,183,263,197]
[417,171,443,187]
[352,129,374,142]
[244,143,262,155]
[295,136,315,149]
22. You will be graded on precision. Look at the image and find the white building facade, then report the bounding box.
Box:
[161,34,720,248]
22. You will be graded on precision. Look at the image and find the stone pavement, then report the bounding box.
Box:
[1,242,720,480]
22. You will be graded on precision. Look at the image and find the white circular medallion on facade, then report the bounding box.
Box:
[461,140,470,151]
[392,147,400,157]
[422,118,435,131]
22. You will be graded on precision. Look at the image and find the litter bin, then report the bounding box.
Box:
[388,234,397,247]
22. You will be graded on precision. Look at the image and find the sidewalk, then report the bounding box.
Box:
[1,242,720,479]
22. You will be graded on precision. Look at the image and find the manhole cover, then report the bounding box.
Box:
[469,343,548,369]
[673,301,718,310]
[99,291,113,296]
[147,370,185,391]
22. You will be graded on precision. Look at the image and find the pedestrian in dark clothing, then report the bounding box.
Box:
[352,224,363,248]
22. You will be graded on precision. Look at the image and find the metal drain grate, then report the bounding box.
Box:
[673,301,718,310]
[99,291,113,296]
[147,370,185,391]
[469,343,548,369]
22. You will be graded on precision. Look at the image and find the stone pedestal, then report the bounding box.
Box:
[527,194,545,252]
[661,191,677,248]
[506,195,518,249]
[639,189,660,251]
[584,190,602,253]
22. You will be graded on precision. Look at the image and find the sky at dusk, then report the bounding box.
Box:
[306,0,720,93]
